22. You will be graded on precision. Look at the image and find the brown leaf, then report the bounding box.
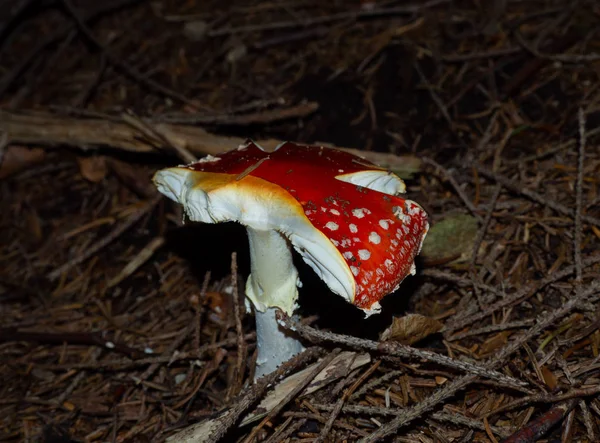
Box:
[479,331,511,356]
[77,156,107,183]
[380,313,443,345]
[541,366,558,391]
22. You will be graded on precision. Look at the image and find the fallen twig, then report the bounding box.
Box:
[0,110,422,171]
[277,312,528,390]
[476,165,600,228]
[47,195,161,280]
[156,101,319,125]
[358,279,600,442]
[501,400,577,443]
[164,346,323,443]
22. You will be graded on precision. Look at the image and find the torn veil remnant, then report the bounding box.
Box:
[153,140,428,379]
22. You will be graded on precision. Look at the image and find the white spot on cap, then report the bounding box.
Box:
[325,221,339,231]
[406,201,422,215]
[338,169,345,173]
[352,208,366,218]
[350,266,359,276]
[394,205,411,224]
[343,251,354,260]
[384,259,394,271]
[194,154,221,164]
[379,219,390,230]
[341,238,352,248]
[369,232,381,244]
[330,209,340,216]
[410,262,416,275]
[329,238,339,246]
[352,208,370,218]
[358,249,371,260]
[349,224,358,233]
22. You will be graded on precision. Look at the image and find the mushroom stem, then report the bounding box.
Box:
[246,227,304,379]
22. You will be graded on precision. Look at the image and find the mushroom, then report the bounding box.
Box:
[153,140,428,379]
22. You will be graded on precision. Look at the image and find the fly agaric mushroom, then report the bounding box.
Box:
[153,140,428,379]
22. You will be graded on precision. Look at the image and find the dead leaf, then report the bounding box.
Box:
[0,146,46,179]
[77,156,107,183]
[421,213,479,265]
[479,331,511,356]
[380,313,443,345]
[541,366,558,390]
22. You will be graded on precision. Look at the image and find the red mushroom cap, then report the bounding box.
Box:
[153,140,428,314]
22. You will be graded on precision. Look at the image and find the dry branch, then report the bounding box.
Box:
[0,110,421,171]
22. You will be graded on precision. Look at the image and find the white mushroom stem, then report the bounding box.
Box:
[245,227,304,380]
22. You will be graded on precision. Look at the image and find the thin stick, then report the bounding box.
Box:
[139,322,195,383]
[448,319,534,341]
[263,417,305,443]
[207,0,449,37]
[515,30,600,63]
[423,157,483,221]
[350,369,403,401]
[156,102,319,125]
[47,195,161,280]
[471,184,502,269]
[313,403,510,438]
[414,62,453,129]
[476,165,600,228]
[315,360,381,442]
[41,333,255,371]
[195,272,211,352]
[486,385,600,417]
[121,112,196,163]
[230,252,247,394]
[575,108,586,283]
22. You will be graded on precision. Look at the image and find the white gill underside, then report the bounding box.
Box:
[335,170,406,196]
[153,167,356,310]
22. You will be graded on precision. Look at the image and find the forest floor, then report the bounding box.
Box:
[1,0,600,442]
